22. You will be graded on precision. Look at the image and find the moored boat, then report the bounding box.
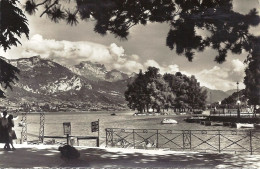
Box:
[236,123,254,129]
[184,116,207,123]
[161,118,178,124]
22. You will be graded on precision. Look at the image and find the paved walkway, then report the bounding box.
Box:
[0,144,260,168]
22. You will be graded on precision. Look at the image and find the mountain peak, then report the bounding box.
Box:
[76,61,106,71]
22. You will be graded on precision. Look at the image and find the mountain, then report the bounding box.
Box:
[105,69,129,82]
[201,87,230,103]
[70,61,129,82]
[2,56,237,110]
[3,56,130,109]
[225,89,237,96]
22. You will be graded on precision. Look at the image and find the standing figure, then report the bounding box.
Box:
[0,111,11,150]
[6,115,17,150]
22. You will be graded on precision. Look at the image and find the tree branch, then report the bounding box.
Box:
[40,0,59,17]
[36,0,50,7]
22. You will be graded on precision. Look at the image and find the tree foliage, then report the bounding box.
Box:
[164,72,207,111]
[0,0,26,97]
[244,37,260,114]
[0,58,20,98]
[20,0,260,63]
[0,0,29,51]
[125,67,207,113]
[221,89,246,106]
[0,0,259,103]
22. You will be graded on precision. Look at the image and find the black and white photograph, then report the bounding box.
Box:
[0,0,260,168]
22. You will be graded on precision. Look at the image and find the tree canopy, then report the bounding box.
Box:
[125,67,207,113]
[0,58,20,98]
[1,0,259,62]
[244,37,260,113]
[0,0,259,101]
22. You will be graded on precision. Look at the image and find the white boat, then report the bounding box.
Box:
[161,118,178,124]
[236,123,254,129]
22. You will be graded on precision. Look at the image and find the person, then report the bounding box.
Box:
[4,115,17,150]
[0,111,11,150]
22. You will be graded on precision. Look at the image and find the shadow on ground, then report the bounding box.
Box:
[0,146,259,168]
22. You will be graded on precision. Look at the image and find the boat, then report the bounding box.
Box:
[184,116,207,123]
[161,118,178,124]
[111,113,116,116]
[211,122,223,126]
[133,113,146,116]
[236,123,254,129]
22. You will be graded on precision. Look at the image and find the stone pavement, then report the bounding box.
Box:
[0,144,259,168]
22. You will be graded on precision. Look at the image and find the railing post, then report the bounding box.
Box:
[96,137,99,147]
[190,130,191,150]
[182,130,185,151]
[250,130,253,155]
[133,129,135,149]
[156,129,159,148]
[111,129,114,146]
[66,134,69,145]
[218,130,221,153]
[105,129,108,147]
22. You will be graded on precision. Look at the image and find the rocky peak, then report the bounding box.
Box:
[105,69,129,82]
[75,61,106,72]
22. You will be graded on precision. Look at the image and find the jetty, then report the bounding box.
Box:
[183,110,260,128]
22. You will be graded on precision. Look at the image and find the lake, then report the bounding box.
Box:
[13,111,255,147]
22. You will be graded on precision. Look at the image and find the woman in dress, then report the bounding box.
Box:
[6,115,16,150]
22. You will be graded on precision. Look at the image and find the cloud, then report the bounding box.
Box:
[17,34,182,75]
[114,61,144,73]
[195,59,246,90]
[144,60,180,74]
[15,34,146,73]
[1,34,247,91]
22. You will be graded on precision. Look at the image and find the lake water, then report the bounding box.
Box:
[12,111,260,153]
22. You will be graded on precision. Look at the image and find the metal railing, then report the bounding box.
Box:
[105,128,260,154]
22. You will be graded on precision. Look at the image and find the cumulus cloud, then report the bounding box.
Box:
[21,34,114,66]
[195,59,246,91]
[18,34,182,75]
[144,59,180,74]
[2,34,247,91]
[17,34,146,74]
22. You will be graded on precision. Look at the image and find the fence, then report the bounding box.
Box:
[105,128,260,154]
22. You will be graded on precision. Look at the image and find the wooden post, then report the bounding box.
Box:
[156,129,159,148]
[97,119,100,147]
[96,137,99,147]
[218,130,221,153]
[250,130,253,155]
[67,134,69,145]
[133,129,135,149]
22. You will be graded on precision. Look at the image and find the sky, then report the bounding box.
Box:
[1,0,259,91]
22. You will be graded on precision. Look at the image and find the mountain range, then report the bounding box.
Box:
[1,56,236,109]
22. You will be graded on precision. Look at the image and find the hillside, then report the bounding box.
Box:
[3,56,130,111]
[1,56,237,111]
[202,87,233,103]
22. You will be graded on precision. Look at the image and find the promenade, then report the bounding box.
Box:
[0,144,260,168]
